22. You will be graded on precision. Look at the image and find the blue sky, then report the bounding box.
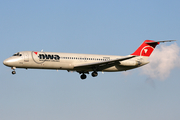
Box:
[0,0,180,120]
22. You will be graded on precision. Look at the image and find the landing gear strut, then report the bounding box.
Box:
[91,71,98,77]
[80,73,87,80]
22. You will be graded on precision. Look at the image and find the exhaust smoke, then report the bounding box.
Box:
[141,43,180,80]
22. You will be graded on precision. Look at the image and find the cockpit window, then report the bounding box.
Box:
[13,52,22,56]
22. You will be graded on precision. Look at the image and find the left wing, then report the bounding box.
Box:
[74,56,136,72]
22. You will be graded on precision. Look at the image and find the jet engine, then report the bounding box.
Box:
[120,61,141,66]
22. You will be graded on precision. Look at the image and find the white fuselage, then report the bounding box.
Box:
[3,40,174,79]
[3,51,149,72]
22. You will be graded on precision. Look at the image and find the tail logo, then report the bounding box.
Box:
[144,49,148,54]
[140,46,154,56]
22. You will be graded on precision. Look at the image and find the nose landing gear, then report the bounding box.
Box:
[11,67,16,75]
[12,71,16,75]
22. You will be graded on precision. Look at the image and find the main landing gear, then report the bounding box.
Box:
[91,71,98,77]
[80,73,87,80]
[80,71,98,80]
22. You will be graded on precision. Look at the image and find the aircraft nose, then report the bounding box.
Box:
[3,58,13,66]
[3,59,9,66]
[3,57,20,67]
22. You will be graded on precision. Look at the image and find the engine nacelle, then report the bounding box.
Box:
[120,61,141,66]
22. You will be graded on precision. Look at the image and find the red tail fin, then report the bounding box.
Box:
[131,40,159,57]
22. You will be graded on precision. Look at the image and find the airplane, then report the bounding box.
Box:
[3,40,176,80]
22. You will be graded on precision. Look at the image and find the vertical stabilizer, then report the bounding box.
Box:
[131,40,159,57]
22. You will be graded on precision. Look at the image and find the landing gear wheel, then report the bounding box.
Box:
[91,71,98,77]
[80,74,87,80]
[12,71,16,75]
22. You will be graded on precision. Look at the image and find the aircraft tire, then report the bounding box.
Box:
[12,71,16,75]
[81,74,87,80]
[92,71,98,77]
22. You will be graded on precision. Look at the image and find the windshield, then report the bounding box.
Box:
[13,52,22,56]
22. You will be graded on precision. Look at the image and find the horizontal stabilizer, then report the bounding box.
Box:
[145,40,176,44]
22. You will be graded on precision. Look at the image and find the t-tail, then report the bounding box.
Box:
[131,40,176,57]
